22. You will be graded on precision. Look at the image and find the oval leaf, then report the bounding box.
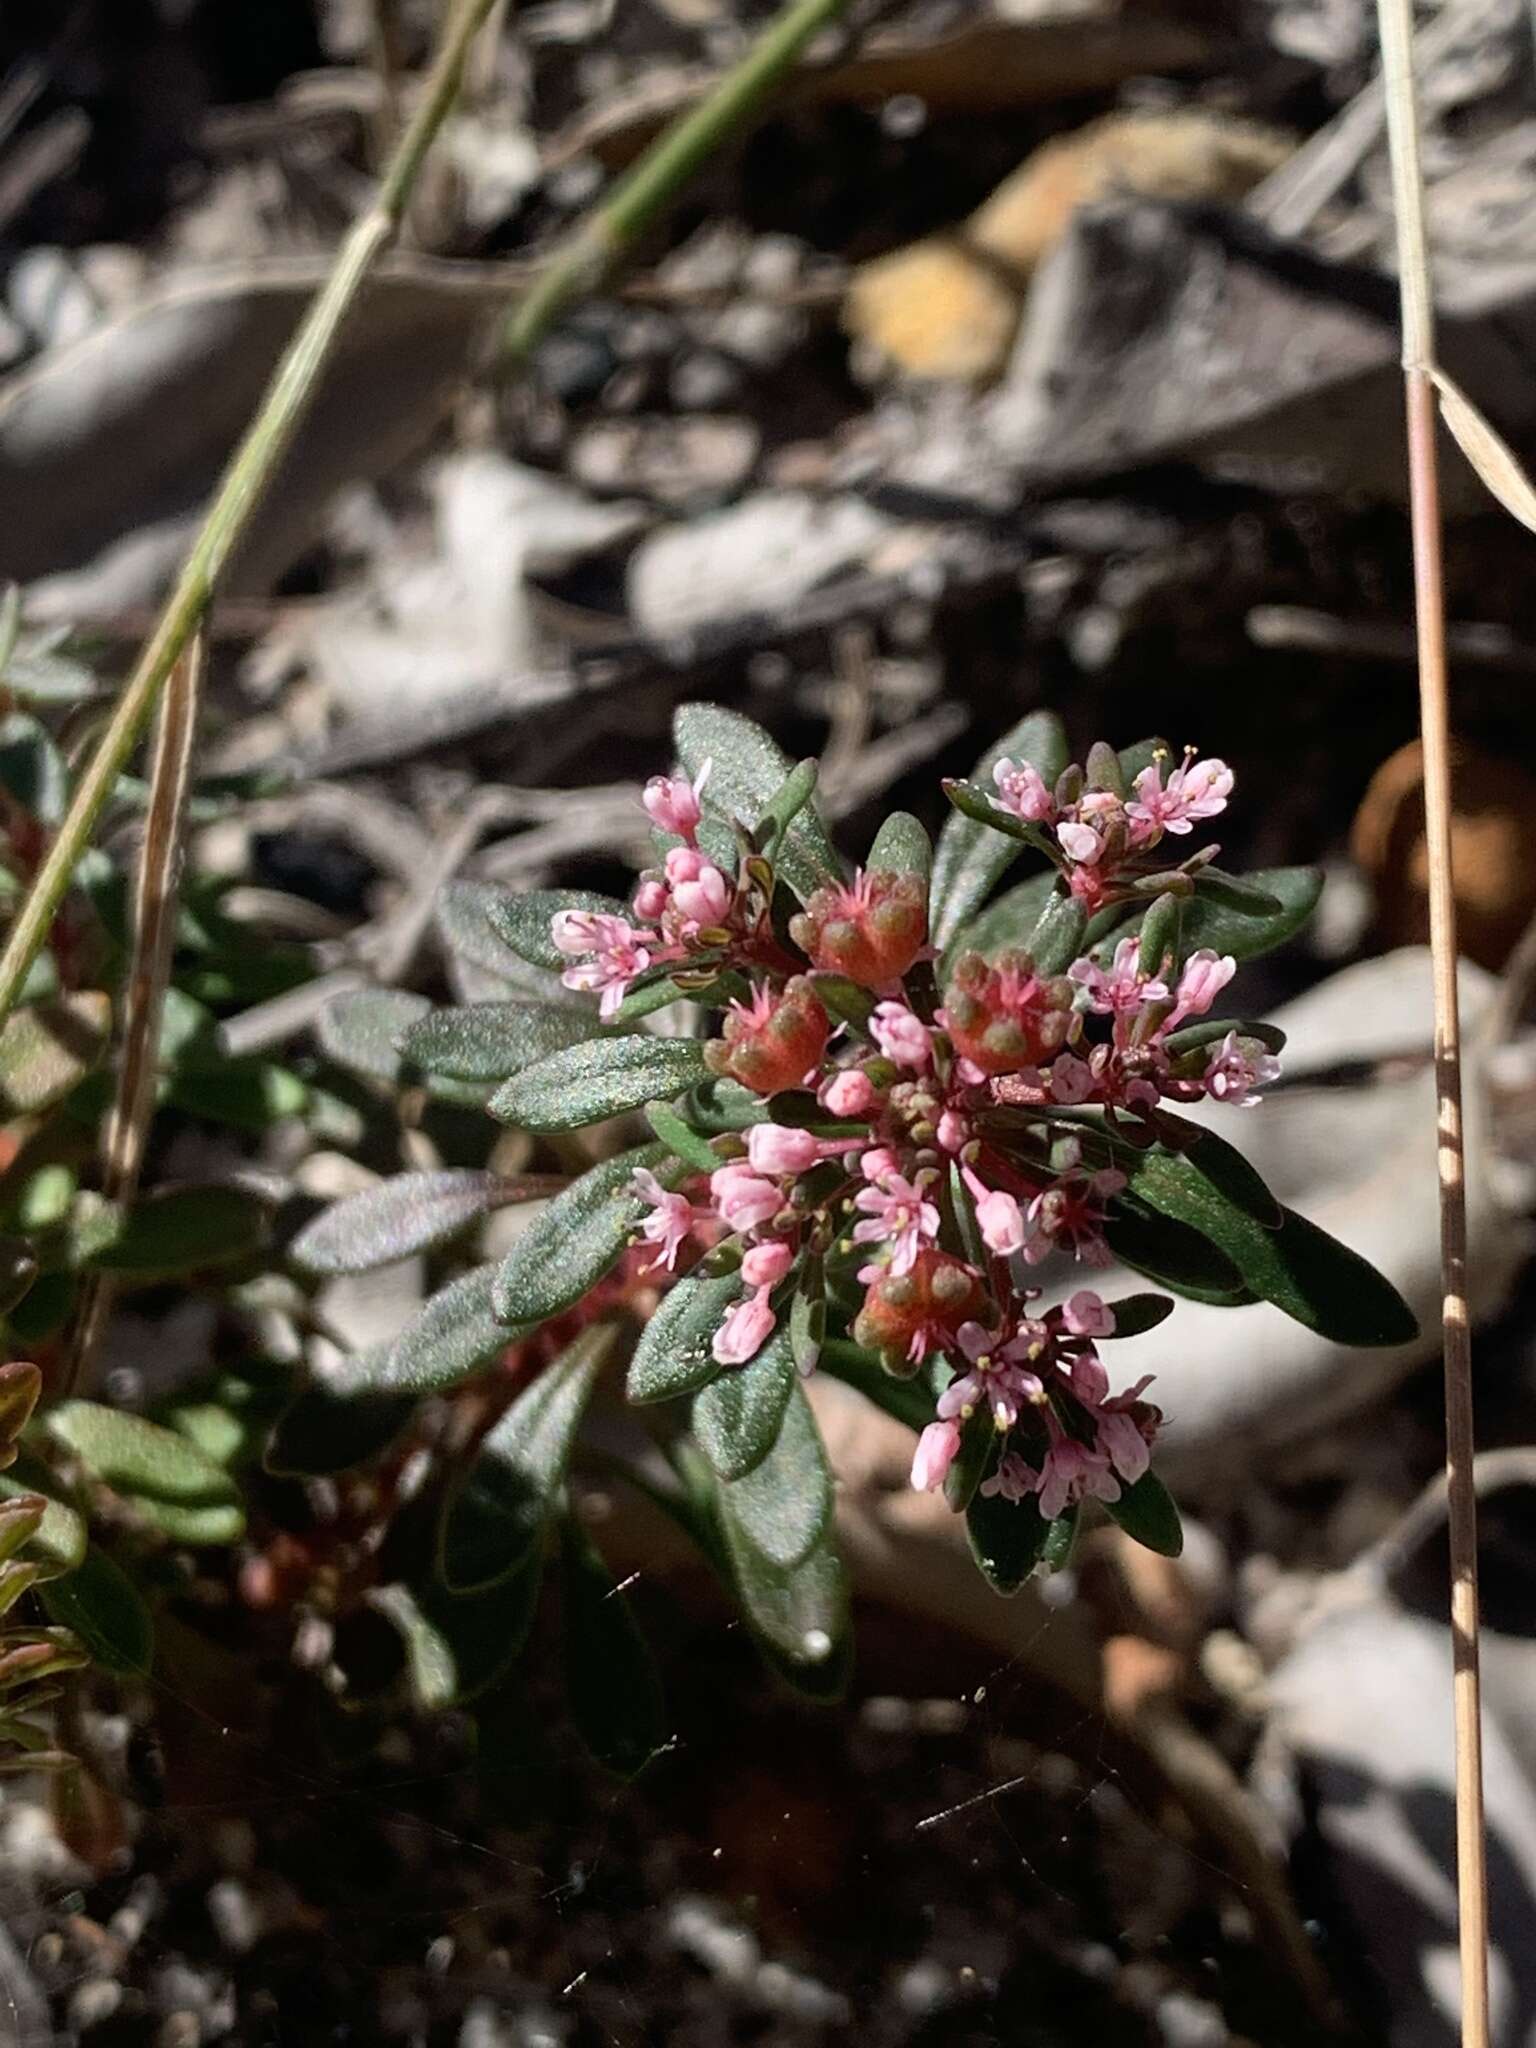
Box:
[692,1325,796,1482]
[47,1402,244,1544]
[674,703,840,901]
[486,888,630,974]
[931,711,1068,948]
[1105,1470,1184,1557]
[493,1143,668,1325]
[382,1262,525,1398]
[717,1384,831,1570]
[719,1514,849,1698]
[0,1459,86,1577]
[965,1488,1051,1595]
[317,988,431,1083]
[400,1000,603,1083]
[868,811,932,883]
[84,1186,268,1280]
[39,1547,154,1675]
[491,1035,709,1133]
[264,1377,415,1477]
[290,1170,504,1277]
[439,1324,616,1592]
[561,1518,667,1777]
[626,1271,739,1404]
[0,992,111,1115]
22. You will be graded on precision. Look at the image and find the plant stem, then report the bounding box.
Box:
[1376,0,1490,2040]
[0,0,503,1031]
[65,628,206,1395]
[497,0,851,367]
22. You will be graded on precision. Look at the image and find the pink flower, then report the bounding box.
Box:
[1127,752,1233,839]
[993,757,1056,824]
[712,1286,776,1365]
[1165,949,1236,1030]
[631,1167,699,1273]
[1069,1348,1110,1405]
[1070,937,1170,1017]
[859,1146,901,1185]
[870,1001,932,1071]
[936,1108,970,1154]
[663,846,731,928]
[1062,1290,1114,1338]
[1048,1052,1095,1104]
[911,1419,962,1493]
[632,877,669,921]
[746,1124,823,1177]
[643,760,710,841]
[741,1239,793,1289]
[820,1068,875,1118]
[1037,1438,1120,1520]
[1057,821,1103,864]
[1024,1166,1125,1268]
[979,1453,1040,1504]
[1097,1407,1152,1486]
[709,1163,783,1234]
[551,911,657,1020]
[1204,1030,1281,1107]
[961,1166,1026,1257]
[853,1170,941,1277]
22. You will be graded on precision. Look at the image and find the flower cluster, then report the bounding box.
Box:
[553,739,1277,1530]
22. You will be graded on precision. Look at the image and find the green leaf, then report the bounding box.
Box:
[950,870,1055,962]
[692,1325,796,1481]
[1113,865,1323,967]
[966,1487,1051,1594]
[371,1557,543,1711]
[931,711,1069,949]
[0,715,67,824]
[1040,1505,1081,1575]
[486,888,629,973]
[1138,1116,1282,1229]
[167,1060,309,1130]
[789,1285,823,1377]
[673,703,840,900]
[435,881,553,988]
[384,1263,525,1397]
[491,1035,710,1133]
[944,1407,995,1513]
[1105,1470,1183,1556]
[609,970,744,1027]
[1165,1016,1286,1060]
[0,992,111,1115]
[290,1170,503,1277]
[756,758,819,857]
[1124,1144,1417,1343]
[1104,1206,1253,1305]
[818,1339,932,1432]
[400,1001,603,1083]
[561,1518,666,1777]
[868,811,931,883]
[717,1384,831,1570]
[439,1325,615,1593]
[39,1548,153,1675]
[1100,1293,1175,1337]
[47,1402,244,1544]
[317,989,430,1083]
[82,1185,268,1280]
[493,1143,667,1325]
[643,1101,718,1175]
[719,1514,849,1697]
[1027,888,1089,975]
[626,1271,738,1403]
[0,1458,86,1577]
[1191,867,1284,916]
[264,1377,415,1477]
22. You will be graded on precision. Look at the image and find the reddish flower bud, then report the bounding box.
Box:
[853,1249,988,1374]
[705,976,829,1097]
[789,869,927,987]
[942,950,1074,1078]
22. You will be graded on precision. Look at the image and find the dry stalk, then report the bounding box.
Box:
[1374,0,1490,2038]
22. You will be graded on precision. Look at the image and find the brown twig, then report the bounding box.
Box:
[1375,0,1491,2038]
[65,630,206,1394]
